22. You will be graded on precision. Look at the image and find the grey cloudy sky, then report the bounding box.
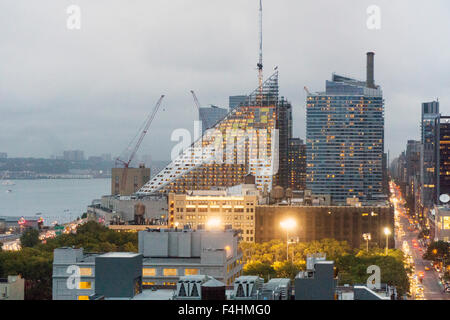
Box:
[1,0,449,161]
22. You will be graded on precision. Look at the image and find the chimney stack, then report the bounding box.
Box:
[366,52,375,89]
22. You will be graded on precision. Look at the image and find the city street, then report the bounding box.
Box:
[391,182,449,300]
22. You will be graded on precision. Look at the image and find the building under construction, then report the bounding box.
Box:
[138,72,281,196]
[137,0,305,208]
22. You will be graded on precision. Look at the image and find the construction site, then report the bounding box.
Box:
[88,0,306,232]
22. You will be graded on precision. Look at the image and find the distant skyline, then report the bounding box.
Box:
[1,0,449,162]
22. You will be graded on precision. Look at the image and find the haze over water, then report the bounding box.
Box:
[0,179,109,225]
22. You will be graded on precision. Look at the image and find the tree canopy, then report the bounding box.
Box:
[0,221,138,300]
[20,228,40,248]
[423,241,449,263]
[240,239,410,296]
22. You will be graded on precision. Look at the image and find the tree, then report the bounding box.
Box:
[0,221,140,300]
[20,228,40,248]
[336,248,410,296]
[423,241,450,263]
[243,261,276,281]
[122,242,137,252]
[272,261,300,279]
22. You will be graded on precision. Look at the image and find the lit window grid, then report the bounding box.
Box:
[306,95,384,203]
[139,104,277,195]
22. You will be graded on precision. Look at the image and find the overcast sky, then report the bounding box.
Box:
[1,0,449,162]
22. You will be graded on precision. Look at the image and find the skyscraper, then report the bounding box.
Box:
[275,98,293,188]
[420,101,440,207]
[439,116,450,200]
[404,141,422,217]
[288,138,306,190]
[199,105,228,134]
[229,95,248,112]
[306,53,385,204]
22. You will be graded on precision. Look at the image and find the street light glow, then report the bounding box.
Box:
[206,217,222,229]
[384,227,391,236]
[280,218,297,262]
[280,218,297,230]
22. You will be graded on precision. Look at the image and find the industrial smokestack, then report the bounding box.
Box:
[366,52,375,89]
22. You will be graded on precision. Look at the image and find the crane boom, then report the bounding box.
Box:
[127,95,165,167]
[116,95,165,193]
[190,90,209,131]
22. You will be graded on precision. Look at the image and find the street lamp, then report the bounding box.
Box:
[363,233,371,252]
[384,227,391,255]
[280,218,297,261]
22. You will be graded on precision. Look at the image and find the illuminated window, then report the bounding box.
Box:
[443,217,450,230]
[185,268,199,276]
[143,282,155,286]
[78,296,89,300]
[163,268,177,276]
[78,282,92,290]
[80,268,92,276]
[143,268,156,276]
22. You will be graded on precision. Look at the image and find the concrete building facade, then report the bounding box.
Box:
[52,228,243,300]
[111,166,151,196]
[139,228,243,287]
[434,206,450,243]
[169,184,261,242]
[295,255,337,300]
[90,194,168,224]
[0,275,24,300]
[255,203,394,248]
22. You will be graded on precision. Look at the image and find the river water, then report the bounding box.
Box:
[0,179,109,225]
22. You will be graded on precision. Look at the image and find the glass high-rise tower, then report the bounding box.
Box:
[199,105,228,134]
[306,53,385,204]
[421,101,440,207]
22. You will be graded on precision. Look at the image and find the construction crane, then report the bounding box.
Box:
[115,95,165,193]
[190,90,209,132]
[303,86,311,95]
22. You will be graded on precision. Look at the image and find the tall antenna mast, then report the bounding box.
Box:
[257,0,263,96]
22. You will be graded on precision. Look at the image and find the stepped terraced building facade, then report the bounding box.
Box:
[137,72,302,227]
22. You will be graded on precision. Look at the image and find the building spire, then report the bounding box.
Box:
[257,0,263,95]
